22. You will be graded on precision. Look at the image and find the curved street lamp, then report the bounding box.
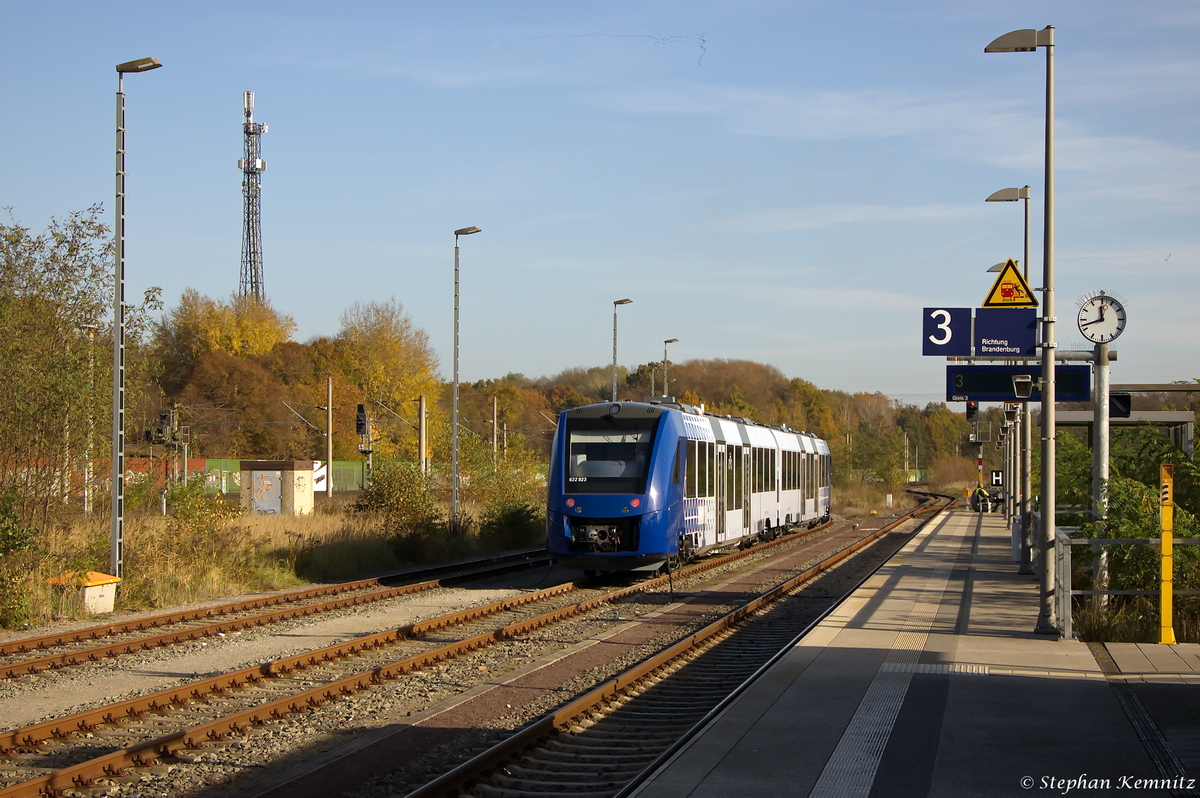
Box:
[663,339,678,398]
[111,56,163,581]
[451,226,481,530]
[612,299,632,401]
[986,25,1057,634]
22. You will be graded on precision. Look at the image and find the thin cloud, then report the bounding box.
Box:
[710,203,976,234]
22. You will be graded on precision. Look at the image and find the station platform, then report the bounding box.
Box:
[631,509,1200,798]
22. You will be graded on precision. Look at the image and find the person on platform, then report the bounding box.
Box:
[973,485,991,513]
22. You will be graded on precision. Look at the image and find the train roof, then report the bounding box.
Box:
[562,399,828,444]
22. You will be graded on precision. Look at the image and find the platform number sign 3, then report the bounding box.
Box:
[922,308,971,356]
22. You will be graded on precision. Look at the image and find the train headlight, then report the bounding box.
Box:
[609,404,621,415]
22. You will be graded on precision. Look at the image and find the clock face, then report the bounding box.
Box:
[1077,295,1126,343]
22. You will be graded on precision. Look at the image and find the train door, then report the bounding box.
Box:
[715,444,727,541]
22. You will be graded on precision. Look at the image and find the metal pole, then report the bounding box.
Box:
[449,226,479,526]
[1020,188,1035,574]
[326,374,334,498]
[612,304,619,402]
[111,76,126,580]
[1009,426,1016,522]
[662,338,678,399]
[452,238,460,528]
[661,344,666,397]
[1092,342,1110,607]
[418,394,427,477]
[1036,27,1058,634]
[1093,342,1110,516]
[109,57,161,578]
[492,394,498,464]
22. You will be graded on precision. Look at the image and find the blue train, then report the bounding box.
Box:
[546,400,832,573]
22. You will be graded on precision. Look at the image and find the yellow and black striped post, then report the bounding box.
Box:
[1160,463,1176,645]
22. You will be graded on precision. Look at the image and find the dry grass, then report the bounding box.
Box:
[833,481,919,518]
[11,506,406,628]
[1073,599,1200,644]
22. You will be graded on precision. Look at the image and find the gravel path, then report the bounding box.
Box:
[0,584,526,732]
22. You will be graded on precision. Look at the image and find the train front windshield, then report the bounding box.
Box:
[564,415,660,494]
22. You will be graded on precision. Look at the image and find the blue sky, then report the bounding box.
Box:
[4,1,1198,407]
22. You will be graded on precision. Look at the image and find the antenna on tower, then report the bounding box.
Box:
[238,91,267,302]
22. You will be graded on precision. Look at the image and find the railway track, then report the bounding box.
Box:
[0,494,949,797]
[406,492,955,798]
[0,549,548,680]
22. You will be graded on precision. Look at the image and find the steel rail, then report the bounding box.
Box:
[0,550,548,678]
[405,495,953,798]
[0,517,849,797]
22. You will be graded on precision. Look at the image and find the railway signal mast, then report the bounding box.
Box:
[238,91,267,301]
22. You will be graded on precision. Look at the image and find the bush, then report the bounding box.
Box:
[479,503,546,551]
[0,490,37,627]
[351,462,442,532]
[1068,428,1200,642]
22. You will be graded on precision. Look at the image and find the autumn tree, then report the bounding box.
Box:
[152,289,296,396]
[0,206,160,523]
[336,299,440,462]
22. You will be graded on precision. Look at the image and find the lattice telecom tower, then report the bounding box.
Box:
[238,91,267,301]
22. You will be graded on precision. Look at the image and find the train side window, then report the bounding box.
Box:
[672,441,681,485]
[732,446,742,509]
[697,441,708,499]
[691,439,700,494]
[700,439,710,494]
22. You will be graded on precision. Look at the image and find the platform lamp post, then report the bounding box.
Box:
[986,25,1057,633]
[451,226,480,531]
[111,56,163,581]
[663,338,678,398]
[986,185,1035,575]
[612,299,632,401]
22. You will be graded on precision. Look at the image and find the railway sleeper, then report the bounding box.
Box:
[489,775,629,794]
[505,762,648,780]
[606,694,723,709]
[565,728,685,745]
[576,712,700,727]
[590,711,703,727]
[630,686,733,700]
[519,755,651,774]
[474,785,614,798]
[545,734,679,753]
[536,743,661,762]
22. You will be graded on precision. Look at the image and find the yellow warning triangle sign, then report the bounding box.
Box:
[982,259,1038,308]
